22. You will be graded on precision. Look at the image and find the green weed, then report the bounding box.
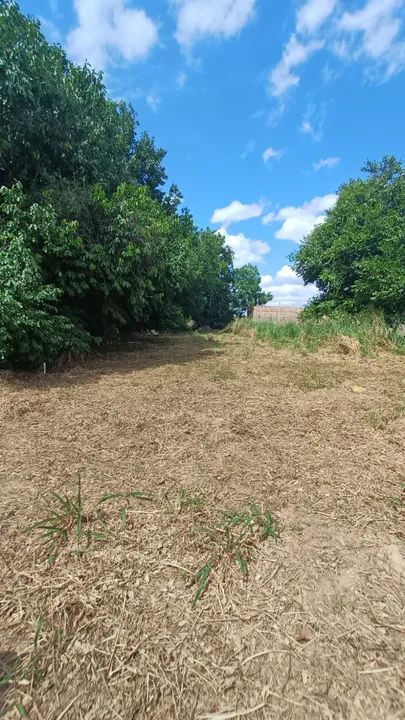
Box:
[31,479,110,561]
[0,617,45,706]
[99,490,153,503]
[16,704,28,718]
[389,483,405,508]
[191,505,279,606]
[368,405,405,430]
[192,562,212,607]
[179,489,204,512]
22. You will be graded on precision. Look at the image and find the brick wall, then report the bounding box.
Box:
[250,306,301,323]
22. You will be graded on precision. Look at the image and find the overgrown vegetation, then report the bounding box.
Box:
[231,313,405,356]
[232,264,272,317]
[0,2,266,368]
[291,156,405,323]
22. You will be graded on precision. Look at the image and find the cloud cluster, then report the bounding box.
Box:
[211,200,263,226]
[340,0,405,81]
[296,0,337,34]
[313,156,340,170]
[270,33,324,96]
[173,0,256,48]
[262,193,337,243]
[261,265,317,306]
[210,199,269,267]
[219,227,270,268]
[67,0,158,71]
[269,0,405,98]
[263,147,284,162]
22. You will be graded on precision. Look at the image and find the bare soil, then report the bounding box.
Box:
[1,332,405,720]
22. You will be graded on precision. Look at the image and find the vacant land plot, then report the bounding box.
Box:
[1,332,405,720]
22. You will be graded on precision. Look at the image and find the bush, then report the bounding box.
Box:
[0,185,92,367]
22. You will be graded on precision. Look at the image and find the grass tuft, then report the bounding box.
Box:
[192,562,212,607]
[99,491,153,503]
[229,312,405,356]
[389,483,405,509]
[191,505,279,606]
[179,489,204,511]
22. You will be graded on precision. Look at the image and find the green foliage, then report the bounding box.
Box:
[184,229,234,328]
[231,313,405,356]
[128,132,168,202]
[0,185,92,367]
[0,2,135,192]
[291,156,405,322]
[0,3,238,366]
[233,263,272,316]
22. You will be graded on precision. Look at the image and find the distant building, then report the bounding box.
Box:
[248,305,301,323]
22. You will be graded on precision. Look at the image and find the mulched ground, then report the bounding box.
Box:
[1,332,405,719]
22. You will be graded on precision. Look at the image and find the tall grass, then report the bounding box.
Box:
[229,312,405,356]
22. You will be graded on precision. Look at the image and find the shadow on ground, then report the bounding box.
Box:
[0,652,18,717]
[0,333,222,390]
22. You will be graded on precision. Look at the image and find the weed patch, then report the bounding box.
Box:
[389,483,405,509]
[178,489,205,512]
[229,313,405,356]
[191,505,280,606]
[31,483,154,562]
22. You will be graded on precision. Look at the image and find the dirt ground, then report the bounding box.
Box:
[1,332,405,720]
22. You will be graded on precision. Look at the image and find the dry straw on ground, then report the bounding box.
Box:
[1,332,405,719]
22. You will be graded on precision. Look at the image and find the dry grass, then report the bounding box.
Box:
[1,332,405,719]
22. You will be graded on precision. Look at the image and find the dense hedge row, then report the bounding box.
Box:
[0,3,269,367]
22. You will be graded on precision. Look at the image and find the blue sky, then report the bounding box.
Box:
[19,0,405,305]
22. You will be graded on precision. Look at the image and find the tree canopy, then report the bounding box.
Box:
[232,264,272,316]
[291,156,405,321]
[0,2,268,367]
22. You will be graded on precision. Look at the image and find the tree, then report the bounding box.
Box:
[0,2,136,193]
[0,3,238,366]
[0,185,91,367]
[291,156,405,321]
[128,132,168,202]
[181,229,234,328]
[233,264,272,316]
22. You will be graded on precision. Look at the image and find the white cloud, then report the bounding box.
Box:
[275,264,302,283]
[297,0,337,34]
[300,118,324,141]
[241,140,256,160]
[263,147,284,163]
[219,228,270,268]
[261,267,317,306]
[322,62,340,82]
[269,0,405,101]
[173,0,256,48]
[211,200,263,226]
[262,193,337,243]
[313,156,340,170]
[338,0,405,77]
[269,34,323,96]
[146,93,161,112]
[67,0,158,71]
[261,274,273,289]
[39,16,62,43]
[176,71,188,88]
